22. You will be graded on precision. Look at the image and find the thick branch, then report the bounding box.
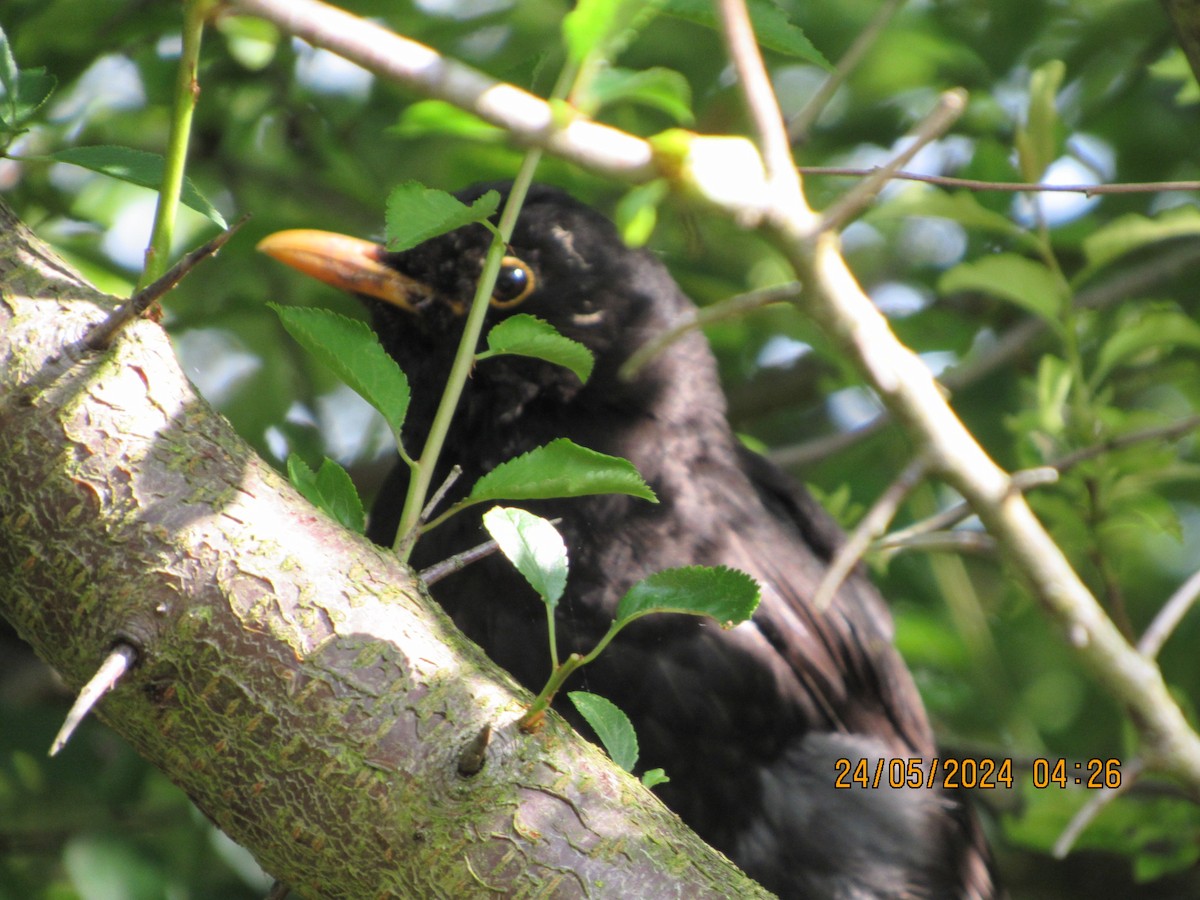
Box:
[0,200,766,898]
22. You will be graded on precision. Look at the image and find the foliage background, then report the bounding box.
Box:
[3,0,1200,896]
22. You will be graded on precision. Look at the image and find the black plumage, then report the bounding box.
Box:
[261,182,997,899]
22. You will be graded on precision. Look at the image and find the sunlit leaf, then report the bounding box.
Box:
[482,507,569,607]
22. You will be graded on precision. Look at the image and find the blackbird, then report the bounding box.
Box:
[259,182,997,899]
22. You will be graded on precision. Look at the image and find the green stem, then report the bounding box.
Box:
[393,150,544,560]
[137,0,212,290]
[392,38,586,563]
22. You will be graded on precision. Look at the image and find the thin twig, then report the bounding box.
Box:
[418,538,500,586]
[86,216,247,351]
[788,0,908,144]
[768,241,1200,469]
[619,282,800,380]
[50,643,139,756]
[820,89,967,233]
[876,529,998,558]
[814,456,928,610]
[715,0,807,213]
[1053,758,1143,859]
[799,165,1200,196]
[1139,567,1200,659]
[881,467,1057,549]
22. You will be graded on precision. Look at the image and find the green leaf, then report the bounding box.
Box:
[1035,355,1073,438]
[1092,310,1200,386]
[481,507,569,607]
[467,438,657,505]
[869,189,1038,251]
[615,179,669,247]
[389,100,506,142]
[587,67,694,123]
[50,146,228,228]
[563,0,665,66]
[287,455,365,534]
[1078,206,1200,284]
[568,691,639,772]
[481,314,594,384]
[641,768,670,788]
[385,181,500,252]
[615,565,760,626]
[0,26,17,103]
[662,0,830,67]
[2,69,55,129]
[1015,60,1065,182]
[271,305,411,448]
[939,253,1066,325]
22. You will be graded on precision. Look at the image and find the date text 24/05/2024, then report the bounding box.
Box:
[834,757,1123,790]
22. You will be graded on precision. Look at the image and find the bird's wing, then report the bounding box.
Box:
[724,444,936,756]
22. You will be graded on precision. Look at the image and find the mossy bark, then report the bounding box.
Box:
[0,200,771,899]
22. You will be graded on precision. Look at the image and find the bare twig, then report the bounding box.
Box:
[820,89,967,233]
[1053,758,1144,858]
[714,0,809,215]
[49,643,139,756]
[788,0,908,143]
[814,456,928,610]
[86,216,247,351]
[619,282,801,380]
[876,529,997,557]
[881,467,1058,550]
[768,241,1200,469]
[419,538,500,586]
[230,0,654,180]
[800,166,1200,196]
[1140,567,1200,659]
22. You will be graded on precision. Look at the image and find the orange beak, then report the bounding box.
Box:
[257,229,432,312]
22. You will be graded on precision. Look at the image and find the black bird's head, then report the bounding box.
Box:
[258,182,703,439]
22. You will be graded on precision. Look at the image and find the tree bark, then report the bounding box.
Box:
[0,200,769,899]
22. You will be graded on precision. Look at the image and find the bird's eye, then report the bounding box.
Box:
[490,256,535,308]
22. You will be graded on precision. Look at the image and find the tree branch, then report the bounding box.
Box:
[0,200,766,898]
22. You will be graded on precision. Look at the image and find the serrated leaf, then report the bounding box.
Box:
[1092,310,1200,386]
[939,253,1066,325]
[50,146,227,228]
[588,67,693,124]
[467,438,657,505]
[482,507,568,607]
[615,565,760,626]
[287,454,365,533]
[869,189,1038,251]
[0,26,17,101]
[1079,206,1200,284]
[385,182,499,252]
[3,69,55,128]
[662,0,830,68]
[568,691,639,772]
[271,305,410,447]
[482,314,594,384]
[389,100,505,142]
[563,0,665,66]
